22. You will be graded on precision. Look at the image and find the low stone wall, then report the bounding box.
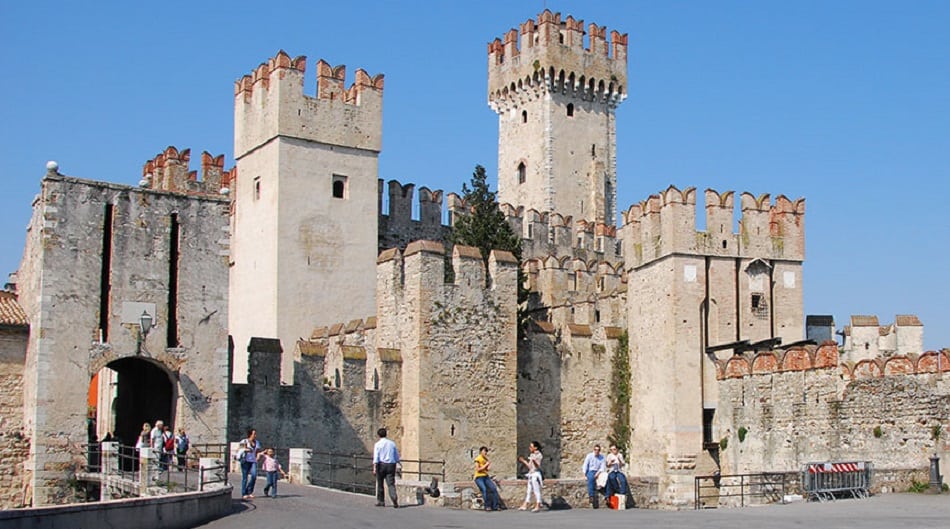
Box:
[0,485,233,529]
[394,476,659,510]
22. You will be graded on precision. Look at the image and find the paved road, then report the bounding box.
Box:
[197,476,950,529]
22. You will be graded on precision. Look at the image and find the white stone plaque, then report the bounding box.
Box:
[121,302,156,325]
[684,265,697,282]
[784,271,796,288]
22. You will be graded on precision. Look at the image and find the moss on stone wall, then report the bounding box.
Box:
[608,331,631,455]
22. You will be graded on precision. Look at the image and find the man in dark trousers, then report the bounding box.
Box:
[372,428,400,508]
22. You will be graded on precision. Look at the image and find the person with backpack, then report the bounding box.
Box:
[175,427,190,470]
[162,424,175,471]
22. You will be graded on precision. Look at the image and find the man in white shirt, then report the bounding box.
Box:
[150,420,166,472]
[372,427,400,508]
[582,444,606,508]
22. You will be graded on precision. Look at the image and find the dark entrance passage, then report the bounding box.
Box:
[106,358,175,457]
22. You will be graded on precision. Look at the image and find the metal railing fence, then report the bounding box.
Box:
[80,443,229,495]
[695,472,788,509]
[308,450,445,496]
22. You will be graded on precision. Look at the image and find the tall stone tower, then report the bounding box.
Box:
[622,186,805,505]
[231,51,384,382]
[488,10,627,224]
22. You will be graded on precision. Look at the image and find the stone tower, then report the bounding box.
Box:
[622,186,805,505]
[231,51,384,382]
[488,10,627,224]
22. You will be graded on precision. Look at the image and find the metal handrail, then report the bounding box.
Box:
[694,472,788,509]
[79,442,230,496]
[307,450,445,496]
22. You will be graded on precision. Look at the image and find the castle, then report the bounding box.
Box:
[1,9,946,509]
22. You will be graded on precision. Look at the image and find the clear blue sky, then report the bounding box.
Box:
[1,1,947,349]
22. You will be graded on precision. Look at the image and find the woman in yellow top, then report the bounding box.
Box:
[473,446,500,511]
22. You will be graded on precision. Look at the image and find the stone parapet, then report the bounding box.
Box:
[488,10,627,109]
[622,186,805,269]
[234,50,383,158]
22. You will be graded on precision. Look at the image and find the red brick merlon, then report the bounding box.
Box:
[717,342,950,380]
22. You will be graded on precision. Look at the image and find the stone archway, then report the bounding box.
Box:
[95,358,176,451]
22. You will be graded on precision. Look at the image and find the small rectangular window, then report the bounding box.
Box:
[751,293,763,310]
[332,174,348,199]
[253,177,261,200]
[703,408,715,446]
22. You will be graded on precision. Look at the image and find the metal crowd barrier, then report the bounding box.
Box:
[802,461,872,502]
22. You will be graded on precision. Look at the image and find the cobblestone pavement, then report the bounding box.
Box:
[196,477,950,529]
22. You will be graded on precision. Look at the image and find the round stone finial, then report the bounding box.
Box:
[46,160,59,172]
[219,187,230,196]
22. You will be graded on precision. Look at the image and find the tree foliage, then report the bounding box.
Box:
[608,331,632,456]
[451,165,529,336]
[450,165,522,263]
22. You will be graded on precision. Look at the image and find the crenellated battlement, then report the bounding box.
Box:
[140,146,233,196]
[487,10,627,110]
[717,342,950,380]
[497,203,622,265]
[376,241,518,297]
[622,185,805,268]
[377,180,452,253]
[524,253,626,311]
[234,50,384,158]
[378,180,445,226]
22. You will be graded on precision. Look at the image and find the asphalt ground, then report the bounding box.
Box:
[196,474,950,529]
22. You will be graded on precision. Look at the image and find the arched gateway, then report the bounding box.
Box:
[17,171,231,506]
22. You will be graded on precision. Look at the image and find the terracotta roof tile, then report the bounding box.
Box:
[0,291,27,327]
[342,345,366,360]
[454,245,482,260]
[895,314,922,326]
[567,324,592,337]
[298,341,327,357]
[377,348,401,363]
[851,315,879,327]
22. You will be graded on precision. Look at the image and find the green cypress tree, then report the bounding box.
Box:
[450,165,522,263]
[450,165,529,336]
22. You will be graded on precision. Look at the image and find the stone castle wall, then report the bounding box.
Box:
[229,242,519,482]
[227,334,401,457]
[0,329,29,508]
[717,344,950,489]
[377,180,452,252]
[17,173,230,506]
[488,10,627,222]
[230,51,384,384]
[517,320,625,480]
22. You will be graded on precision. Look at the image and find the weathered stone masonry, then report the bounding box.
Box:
[16,172,230,506]
[717,344,950,492]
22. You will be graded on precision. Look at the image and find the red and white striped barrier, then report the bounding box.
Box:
[806,462,865,473]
